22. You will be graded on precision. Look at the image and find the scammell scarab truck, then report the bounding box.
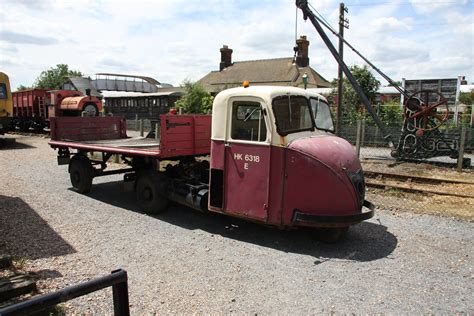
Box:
[50,85,374,241]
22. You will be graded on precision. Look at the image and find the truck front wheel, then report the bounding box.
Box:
[69,156,94,193]
[313,227,349,243]
[136,172,168,214]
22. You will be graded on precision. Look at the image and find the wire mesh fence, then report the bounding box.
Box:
[125,106,473,219]
[337,106,473,219]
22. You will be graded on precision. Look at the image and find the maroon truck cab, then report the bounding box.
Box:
[207,86,373,230]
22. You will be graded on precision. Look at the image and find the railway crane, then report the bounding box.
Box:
[296,0,464,163]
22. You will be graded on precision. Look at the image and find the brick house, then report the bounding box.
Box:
[198,36,331,93]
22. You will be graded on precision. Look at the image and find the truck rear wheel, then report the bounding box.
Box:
[69,156,94,193]
[136,172,168,214]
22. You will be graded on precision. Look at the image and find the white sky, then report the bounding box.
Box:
[0,0,473,90]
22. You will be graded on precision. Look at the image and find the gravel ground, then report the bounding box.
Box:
[0,134,473,314]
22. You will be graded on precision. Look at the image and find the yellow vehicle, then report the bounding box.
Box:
[0,72,13,134]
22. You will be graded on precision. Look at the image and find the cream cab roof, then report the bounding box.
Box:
[211,85,330,147]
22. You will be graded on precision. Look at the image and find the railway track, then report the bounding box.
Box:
[364,170,474,198]
[362,157,473,170]
[7,130,50,136]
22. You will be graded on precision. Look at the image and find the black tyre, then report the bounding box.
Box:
[33,121,44,133]
[135,172,168,214]
[313,227,349,243]
[131,157,158,170]
[83,103,99,117]
[69,156,94,193]
[19,121,30,132]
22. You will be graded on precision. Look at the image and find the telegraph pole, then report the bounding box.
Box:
[336,3,349,135]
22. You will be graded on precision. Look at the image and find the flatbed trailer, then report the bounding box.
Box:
[49,114,212,211]
[50,86,374,242]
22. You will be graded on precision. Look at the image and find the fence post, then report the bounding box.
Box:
[112,270,130,316]
[155,123,159,140]
[457,123,467,171]
[135,114,138,131]
[0,269,130,316]
[470,105,473,128]
[139,119,144,137]
[355,119,362,157]
[361,117,366,147]
[374,125,379,146]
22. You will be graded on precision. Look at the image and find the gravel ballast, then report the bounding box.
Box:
[0,134,472,314]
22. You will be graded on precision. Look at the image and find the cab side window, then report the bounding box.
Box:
[310,98,335,132]
[0,83,7,99]
[231,101,267,142]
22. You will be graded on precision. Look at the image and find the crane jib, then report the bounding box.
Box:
[296,0,395,149]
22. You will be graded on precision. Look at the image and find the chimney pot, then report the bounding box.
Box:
[295,35,310,67]
[220,45,233,71]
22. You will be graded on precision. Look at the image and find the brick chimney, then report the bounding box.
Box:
[295,36,309,67]
[220,45,233,71]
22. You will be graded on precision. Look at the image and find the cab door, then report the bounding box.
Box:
[223,100,271,221]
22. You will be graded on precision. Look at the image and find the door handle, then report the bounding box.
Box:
[224,143,231,148]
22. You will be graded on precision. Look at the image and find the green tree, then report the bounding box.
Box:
[378,102,403,126]
[174,80,214,114]
[331,65,381,124]
[33,64,82,89]
[458,90,473,125]
[459,90,474,105]
[388,80,402,87]
[345,65,380,106]
[16,84,31,91]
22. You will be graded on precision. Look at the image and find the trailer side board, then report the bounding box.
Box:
[159,114,212,158]
[50,116,127,141]
[49,115,211,159]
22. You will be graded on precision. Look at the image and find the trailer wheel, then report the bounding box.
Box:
[69,156,94,193]
[136,172,168,214]
[313,227,349,243]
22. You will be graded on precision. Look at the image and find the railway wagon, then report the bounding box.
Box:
[50,86,374,241]
[12,89,49,131]
[11,89,103,132]
[0,72,13,134]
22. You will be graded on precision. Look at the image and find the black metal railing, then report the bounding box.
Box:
[0,269,129,316]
